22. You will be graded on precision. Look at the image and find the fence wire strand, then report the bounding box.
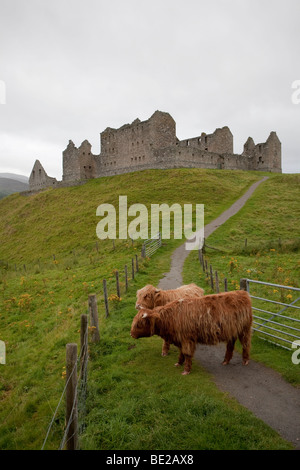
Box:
[41,327,88,450]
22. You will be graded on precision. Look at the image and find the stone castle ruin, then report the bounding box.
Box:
[29,110,282,191]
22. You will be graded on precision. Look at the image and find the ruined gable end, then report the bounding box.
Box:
[29,160,57,191]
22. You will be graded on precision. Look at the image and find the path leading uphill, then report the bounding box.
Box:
[158,176,300,449]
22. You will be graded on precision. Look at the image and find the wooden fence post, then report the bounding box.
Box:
[80,314,88,378]
[88,294,100,342]
[141,244,146,258]
[65,343,78,451]
[103,279,109,318]
[240,278,248,291]
[198,248,202,266]
[209,265,214,291]
[115,270,120,298]
[131,258,135,280]
[125,265,128,291]
[224,278,228,292]
[215,271,219,293]
[135,254,139,273]
[200,250,205,272]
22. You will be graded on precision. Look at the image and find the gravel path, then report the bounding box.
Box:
[158,176,300,449]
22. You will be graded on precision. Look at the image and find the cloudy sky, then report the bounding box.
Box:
[0,0,299,179]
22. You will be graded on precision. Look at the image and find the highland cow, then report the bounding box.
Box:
[135,283,204,356]
[130,290,252,375]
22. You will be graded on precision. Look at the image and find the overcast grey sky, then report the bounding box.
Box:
[0,0,299,178]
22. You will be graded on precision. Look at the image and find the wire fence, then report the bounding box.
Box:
[41,315,89,450]
[40,242,151,450]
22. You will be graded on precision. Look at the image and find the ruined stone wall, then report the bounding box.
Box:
[177,126,233,154]
[28,110,282,193]
[99,111,176,171]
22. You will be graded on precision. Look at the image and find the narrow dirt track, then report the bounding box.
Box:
[158,176,300,449]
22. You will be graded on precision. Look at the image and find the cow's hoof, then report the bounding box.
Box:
[182,371,190,376]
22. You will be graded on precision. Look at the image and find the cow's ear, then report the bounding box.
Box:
[142,312,148,318]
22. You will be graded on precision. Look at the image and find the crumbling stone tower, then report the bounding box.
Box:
[243,131,281,172]
[63,139,98,183]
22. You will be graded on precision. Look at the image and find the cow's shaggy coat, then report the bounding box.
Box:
[130,290,252,375]
[135,283,204,356]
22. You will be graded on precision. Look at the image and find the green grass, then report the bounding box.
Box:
[0,168,296,450]
[183,174,300,387]
[80,280,292,450]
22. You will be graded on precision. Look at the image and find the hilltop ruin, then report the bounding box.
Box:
[29,110,282,191]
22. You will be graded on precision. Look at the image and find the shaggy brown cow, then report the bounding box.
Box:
[130,290,252,375]
[135,283,204,356]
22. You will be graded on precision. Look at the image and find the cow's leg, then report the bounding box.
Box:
[222,338,236,365]
[181,342,196,375]
[162,340,170,356]
[175,350,185,367]
[239,328,251,365]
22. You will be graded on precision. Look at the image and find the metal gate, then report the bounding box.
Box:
[142,232,162,258]
[244,279,300,350]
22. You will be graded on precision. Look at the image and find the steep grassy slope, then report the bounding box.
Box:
[0,169,294,450]
[0,168,263,264]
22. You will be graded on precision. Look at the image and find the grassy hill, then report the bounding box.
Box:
[0,168,298,450]
[0,177,29,200]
